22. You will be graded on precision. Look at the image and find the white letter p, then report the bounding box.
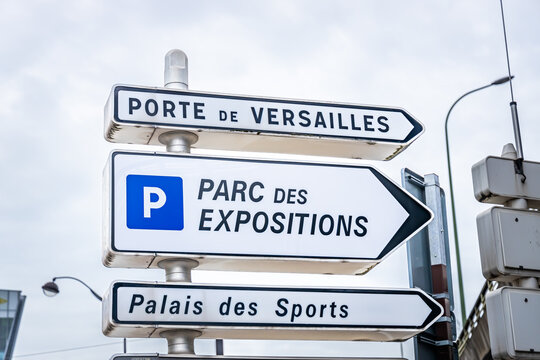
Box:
[143,187,167,218]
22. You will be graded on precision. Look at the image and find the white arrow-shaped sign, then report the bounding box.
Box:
[103,282,443,342]
[104,85,424,160]
[110,355,405,360]
[103,151,432,275]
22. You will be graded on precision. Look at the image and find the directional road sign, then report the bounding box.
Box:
[102,282,443,342]
[109,355,405,360]
[104,85,424,160]
[103,151,432,274]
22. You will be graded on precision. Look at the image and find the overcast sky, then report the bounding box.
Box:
[1,0,540,359]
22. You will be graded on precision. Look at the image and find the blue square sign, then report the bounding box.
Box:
[126,175,184,230]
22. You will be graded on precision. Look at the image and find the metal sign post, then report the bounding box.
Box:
[109,355,406,360]
[138,50,202,355]
[401,170,456,360]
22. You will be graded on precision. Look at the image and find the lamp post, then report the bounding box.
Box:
[41,276,127,353]
[444,75,513,326]
[42,276,102,300]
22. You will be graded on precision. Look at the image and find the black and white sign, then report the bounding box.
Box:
[104,85,424,160]
[103,151,432,274]
[103,282,443,341]
[110,355,405,360]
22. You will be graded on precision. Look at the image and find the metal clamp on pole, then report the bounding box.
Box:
[510,102,526,183]
[158,259,198,283]
[417,334,454,348]
[435,316,453,324]
[160,330,202,355]
[501,143,528,210]
[431,293,450,300]
[158,131,198,153]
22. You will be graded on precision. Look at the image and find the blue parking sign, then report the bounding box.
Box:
[126,175,184,230]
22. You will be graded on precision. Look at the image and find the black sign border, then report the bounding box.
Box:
[110,151,432,262]
[111,282,442,330]
[112,86,423,144]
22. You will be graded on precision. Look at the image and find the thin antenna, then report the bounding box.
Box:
[499,0,515,101]
[499,0,525,182]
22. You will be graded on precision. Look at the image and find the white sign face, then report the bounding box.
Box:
[110,356,405,360]
[103,151,432,274]
[103,282,443,341]
[109,356,406,360]
[104,85,424,160]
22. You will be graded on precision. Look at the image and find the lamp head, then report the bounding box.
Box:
[492,75,514,85]
[42,281,59,297]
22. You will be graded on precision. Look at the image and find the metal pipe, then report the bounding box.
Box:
[510,101,524,160]
[52,276,103,301]
[444,76,513,326]
[444,84,492,326]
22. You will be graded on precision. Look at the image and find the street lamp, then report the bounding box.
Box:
[42,277,224,356]
[41,276,127,353]
[444,75,513,326]
[42,276,102,301]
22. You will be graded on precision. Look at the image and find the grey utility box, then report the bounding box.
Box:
[477,207,540,282]
[472,156,540,208]
[486,287,540,359]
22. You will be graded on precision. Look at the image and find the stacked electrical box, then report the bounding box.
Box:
[472,143,540,359]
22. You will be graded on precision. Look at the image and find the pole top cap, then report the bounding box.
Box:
[164,49,188,89]
[501,143,517,159]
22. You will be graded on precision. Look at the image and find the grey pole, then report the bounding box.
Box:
[157,49,203,355]
[444,76,513,326]
[402,170,456,359]
[159,50,199,284]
